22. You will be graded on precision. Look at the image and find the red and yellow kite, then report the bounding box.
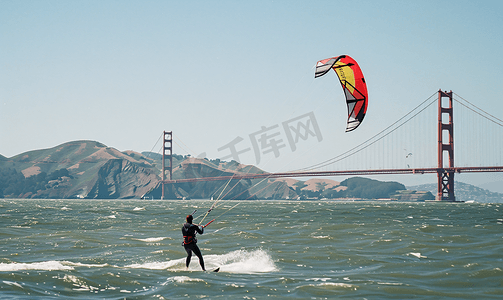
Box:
[315,55,368,132]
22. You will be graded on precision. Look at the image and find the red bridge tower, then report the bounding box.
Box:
[437,90,456,201]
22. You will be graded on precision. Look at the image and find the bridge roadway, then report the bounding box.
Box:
[162,166,503,184]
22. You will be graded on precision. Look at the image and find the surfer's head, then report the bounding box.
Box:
[186,215,193,224]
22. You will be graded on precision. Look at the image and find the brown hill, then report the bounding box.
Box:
[1,141,159,199]
[1,141,410,200]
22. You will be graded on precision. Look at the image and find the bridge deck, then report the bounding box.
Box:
[162,166,503,184]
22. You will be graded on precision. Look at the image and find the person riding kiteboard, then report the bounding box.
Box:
[182,214,206,271]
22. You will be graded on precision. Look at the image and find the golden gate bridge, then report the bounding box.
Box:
[159,90,503,202]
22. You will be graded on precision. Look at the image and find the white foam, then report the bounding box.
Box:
[60,274,100,292]
[63,261,108,268]
[306,278,331,282]
[207,248,277,274]
[3,281,23,288]
[163,276,205,284]
[297,282,355,289]
[126,249,277,274]
[126,259,181,270]
[0,261,108,272]
[408,252,427,259]
[377,282,404,285]
[0,261,74,271]
[134,237,168,243]
[61,274,84,285]
[312,235,330,239]
[318,282,353,288]
[133,207,145,211]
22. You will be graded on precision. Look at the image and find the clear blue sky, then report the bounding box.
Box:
[1,0,503,188]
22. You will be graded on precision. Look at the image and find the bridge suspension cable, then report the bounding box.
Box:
[144,132,164,159]
[453,93,503,127]
[453,93,503,168]
[294,92,438,171]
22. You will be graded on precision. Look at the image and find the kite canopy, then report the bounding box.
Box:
[315,55,368,132]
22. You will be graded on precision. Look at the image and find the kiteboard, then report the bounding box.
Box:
[212,267,220,273]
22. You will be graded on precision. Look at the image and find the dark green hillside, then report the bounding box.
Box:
[0,167,72,198]
[408,181,503,203]
[340,177,406,199]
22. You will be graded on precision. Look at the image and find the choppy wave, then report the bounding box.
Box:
[126,249,277,274]
[133,237,169,242]
[0,261,108,272]
[163,276,206,284]
[126,260,180,270]
[1,199,502,299]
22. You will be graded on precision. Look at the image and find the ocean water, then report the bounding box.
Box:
[0,199,502,299]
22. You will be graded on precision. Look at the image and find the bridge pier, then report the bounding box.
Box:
[437,90,456,201]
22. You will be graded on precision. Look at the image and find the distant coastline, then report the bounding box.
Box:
[0,140,501,202]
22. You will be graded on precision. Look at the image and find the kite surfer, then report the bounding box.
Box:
[182,214,206,271]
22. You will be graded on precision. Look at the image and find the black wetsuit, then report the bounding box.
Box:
[182,222,205,271]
